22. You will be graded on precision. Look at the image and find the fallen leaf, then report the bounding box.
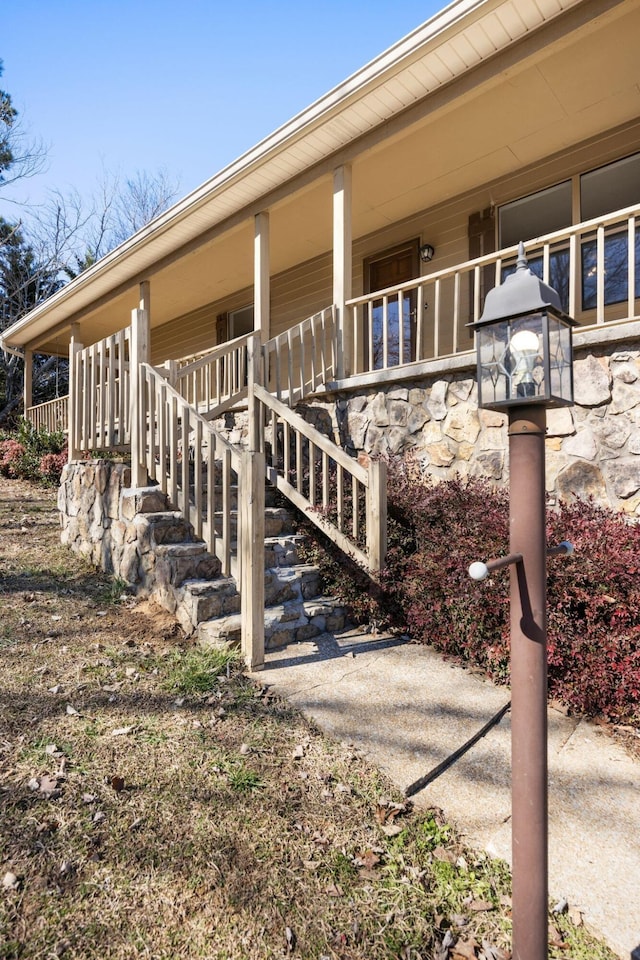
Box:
[285,926,296,952]
[374,800,412,824]
[48,685,62,694]
[39,774,61,797]
[2,871,20,890]
[45,744,60,755]
[111,726,133,737]
[452,939,479,959]
[355,849,381,870]
[110,775,125,792]
[27,777,40,792]
[82,793,97,804]
[293,744,305,759]
[433,846,457,864]
[325,882,343,897]
[381,823,403,837]
[468,900,494,912]
[302,860,320,871]
[65,704,79,716]
[92,811,106,825]
[480,940,511,960]
[567,906,583,927]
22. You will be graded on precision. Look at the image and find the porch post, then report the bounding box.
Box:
[254,212,270,343]
[239,447,265,670]
[333,164,352,379]
[23,348,33,422]
[130,299,150,488]
[67,324,82,462]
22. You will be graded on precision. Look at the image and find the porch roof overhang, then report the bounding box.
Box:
[3,0,639,356]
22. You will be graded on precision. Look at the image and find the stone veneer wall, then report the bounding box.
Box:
[301,342,640,516]
[57,460,196,590]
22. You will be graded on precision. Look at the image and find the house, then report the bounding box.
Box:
[2,0,640,666]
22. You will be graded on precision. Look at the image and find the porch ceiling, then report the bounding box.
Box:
[13,0,640,356]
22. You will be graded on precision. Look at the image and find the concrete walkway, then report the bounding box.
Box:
[252,628,640,960]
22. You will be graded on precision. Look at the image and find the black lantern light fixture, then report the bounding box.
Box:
[419,242,435,263]
[473,242,577,411]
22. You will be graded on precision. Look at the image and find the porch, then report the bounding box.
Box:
[26,207,640,667]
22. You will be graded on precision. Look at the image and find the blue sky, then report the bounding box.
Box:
[2,1,445,212]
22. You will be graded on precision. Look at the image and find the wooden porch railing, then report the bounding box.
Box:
[260,306,337,404]
[142,361,264,668]
[346,203,640,375]
[253,382,386,572]
[72,327,131,451]
[170,333,252,418]
[26,395,68,433]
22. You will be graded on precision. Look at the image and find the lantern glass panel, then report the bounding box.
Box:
[548,315,574,404]
[477,313,545,408]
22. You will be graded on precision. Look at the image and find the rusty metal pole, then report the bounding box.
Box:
[508,404,548,960]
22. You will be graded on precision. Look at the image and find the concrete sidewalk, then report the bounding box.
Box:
[252,628,640,960]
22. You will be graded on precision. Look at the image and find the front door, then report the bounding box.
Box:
[365,241,419,369]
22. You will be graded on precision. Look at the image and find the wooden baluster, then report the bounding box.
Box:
[597,224,605,323]
[193,417,203,540]
[336,463,344,533]
[322,451,329,510]
[452,272,460,354]
[222,448,231,578]
[206,430,216,557]
[628,217,635,320]
[434,279,441,358]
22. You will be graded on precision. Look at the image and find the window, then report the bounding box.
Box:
[499,182,572,248]
[498,152,640,314]
[228,304,254,338]
[580,154,640,309]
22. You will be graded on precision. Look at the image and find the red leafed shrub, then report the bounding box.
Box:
[39,449,68,485]
[300,455,640,725]
[0,439,27,477]
[545,499,640,722]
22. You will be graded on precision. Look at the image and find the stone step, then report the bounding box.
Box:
[153,541,222,587]
[197,596,348,651]
[175,562,322,633]
[136,511,195,546]
[175,576,240,634]
[210,506,295,539]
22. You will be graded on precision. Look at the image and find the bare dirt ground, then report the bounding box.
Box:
[0,477,616,960]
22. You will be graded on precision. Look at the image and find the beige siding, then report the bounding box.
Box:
[152,119,640,363]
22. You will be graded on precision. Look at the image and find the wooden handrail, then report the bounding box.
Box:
[253,382,386,572]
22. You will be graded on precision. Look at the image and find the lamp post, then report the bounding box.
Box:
[471,243,576,960]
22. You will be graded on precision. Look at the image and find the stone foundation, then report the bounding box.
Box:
[57,461,219,594]
[320,343,640,516]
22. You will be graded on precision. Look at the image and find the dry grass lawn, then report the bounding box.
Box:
[0,477,617,960]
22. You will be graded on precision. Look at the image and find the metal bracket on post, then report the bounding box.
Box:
[468,542,574,581]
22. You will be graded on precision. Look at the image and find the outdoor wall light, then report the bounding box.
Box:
[472,243,577,411]
[468,241,577,960]
[419,242,435,262]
